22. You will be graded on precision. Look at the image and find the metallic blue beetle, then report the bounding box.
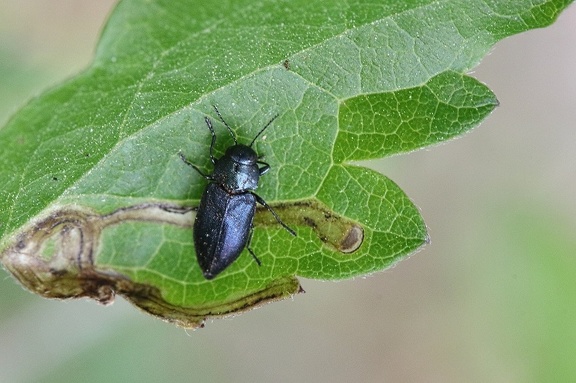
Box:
[179,106,296,279]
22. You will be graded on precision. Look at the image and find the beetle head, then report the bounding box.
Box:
[226,144,258,165]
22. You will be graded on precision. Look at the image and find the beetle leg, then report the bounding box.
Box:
[178,152,213,180]
[204,117,219,164]
[246,226,262,266]
[258,161,270,175]
[253,193,297,236]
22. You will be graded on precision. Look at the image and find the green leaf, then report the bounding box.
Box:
[0,0,571,328]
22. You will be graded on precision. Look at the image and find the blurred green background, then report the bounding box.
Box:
[1,1,575,382]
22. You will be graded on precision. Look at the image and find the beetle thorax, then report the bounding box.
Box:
[213,144,260,193]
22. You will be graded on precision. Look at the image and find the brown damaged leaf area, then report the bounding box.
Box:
[0,204,303,328]
[255,199,364,254]
[0,200,361,328]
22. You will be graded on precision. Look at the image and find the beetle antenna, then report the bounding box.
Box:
[250,113,279,147]
[212,105,237,145]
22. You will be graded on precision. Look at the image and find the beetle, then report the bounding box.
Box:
[179,105,296,279]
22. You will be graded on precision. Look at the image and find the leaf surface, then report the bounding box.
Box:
[0,0,571,327]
